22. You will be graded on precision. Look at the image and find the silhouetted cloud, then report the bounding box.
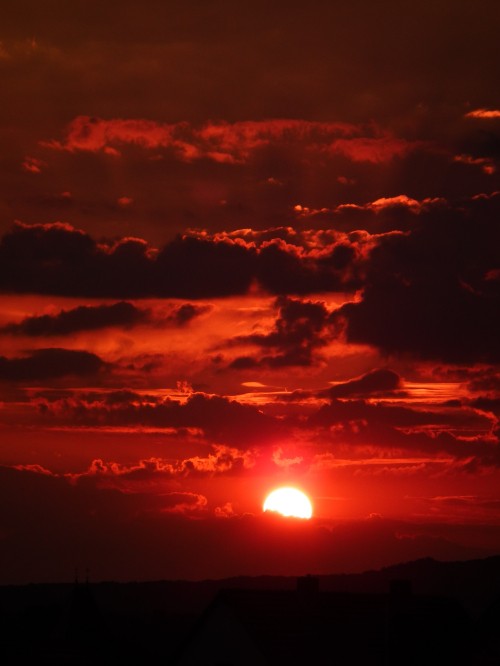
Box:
[229,296,336,368]
[2,300,208,336]
[2,302,149,336]
[310,398,492,432]
[0,222,373,298]
[329,369,403,398]
[467,371,500,395]
[0,348,105,381]
[168,302,210,325]
[154,234,257,298]
[334,202,500,363]
[35,391,283,448]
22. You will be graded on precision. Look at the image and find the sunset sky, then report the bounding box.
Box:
[1,0,500,584]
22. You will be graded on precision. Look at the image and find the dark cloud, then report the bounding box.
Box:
[0,348,104,382]
[2,301,149,336]
[329,369,403,398]
[313,418,499,468]
[310,398,492,433]
[0,222,370,298]
[1,205,498,365]
[168,303,210,326]
[36,391,283,448]
[1,301,208,336]
[255,239,363,294]
[230,296,336,368]
[335,201,500,363]
[155,235,256,298]
[58,389,161,406]
[0,223,155,297]
[467,371,500,396]
[469,398,500,419]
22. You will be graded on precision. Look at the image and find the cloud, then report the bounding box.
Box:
[468,371,500,396]
[0,222,156,298]
[117,196,133,206]
[329,369,403,398]
[2,301,149,336]
[72,446,254,487]
[46,116,412,166]
[0,199,498,364]
[229,296,336,368]
[417,495,500,509]
[364,195,444,213]
[155,234,257,298]
[1,301,208,337]
[161,492,208,514]
[306,396,498,467]
[45,116,182,154]
[453,154,496,175]
[35,391,283,448]
[162,302,211,326]
[214,502,236,518]
[254,236,366,294]
[0,222,374,298]
[328,136,418,163]
[294,195,447,228]
[0,348,105,382]
[333,204,500,363]
[310,398,493,432]
[465,109,500,119]
[22,156,45,173]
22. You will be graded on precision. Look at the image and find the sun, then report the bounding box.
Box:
[263,487,313,519]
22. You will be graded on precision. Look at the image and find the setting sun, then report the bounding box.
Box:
[263,487,313,519]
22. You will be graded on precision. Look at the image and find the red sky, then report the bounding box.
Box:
[1,0,500,584]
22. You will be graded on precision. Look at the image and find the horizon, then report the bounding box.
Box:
[4,551,500,588]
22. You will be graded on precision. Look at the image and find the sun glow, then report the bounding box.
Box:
[263,487,313,519]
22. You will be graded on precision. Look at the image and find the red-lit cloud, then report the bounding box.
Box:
[327,136,418,163]
[45,116,412,166]
[465,109,500,119]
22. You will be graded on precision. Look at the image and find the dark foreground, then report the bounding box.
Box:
[2,555,500,665]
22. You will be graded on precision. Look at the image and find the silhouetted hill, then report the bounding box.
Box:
[1,555,500,664]
[320,555,500,614]
[2,555,500,615]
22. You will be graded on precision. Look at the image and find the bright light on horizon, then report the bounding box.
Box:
[263,487,313,519]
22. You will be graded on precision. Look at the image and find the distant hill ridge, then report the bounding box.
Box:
[2,554,500,615]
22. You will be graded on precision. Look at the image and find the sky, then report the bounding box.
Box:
[1,0,500,584]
